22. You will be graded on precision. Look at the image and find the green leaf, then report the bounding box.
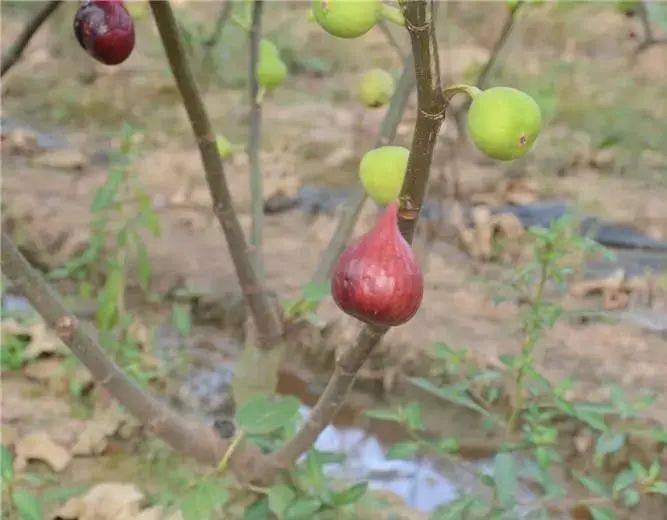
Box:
[96,267,123,331]
[595,432,625,457]
[409,378,489,416]
[268,484,295,518]
[612,469,636,495]
[181,481,229,520]
[574,472,611,498]
[172,303,192,338]
[1,445,14,484]
[243,497,271,520]
[622,488,640,508]
[236,395,300,435]
[13,490,43,520]
[589,506,618,520]
[403,402,424,431]
[493,453,518,509]
[386,441,420,460]
[91,169,124,212]
[136,241,152,291]
[363,408,401,422]
[648,481,667,495]
[284,497,322,519]
[430,496,482,520]
[302,282,330,303]
[435,438,460,454]
[331,482,368,506]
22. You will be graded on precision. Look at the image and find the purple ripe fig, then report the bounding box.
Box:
[332,202,423,327]
[74,0,135,65]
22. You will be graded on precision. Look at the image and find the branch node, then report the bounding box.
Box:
[55,315,78,342]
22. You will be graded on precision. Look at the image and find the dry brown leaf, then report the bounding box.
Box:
[491,213,524,241]
[22,321,68,360]
[14,431,71,472]
[55,482,144,520]
[23,358,65,388]
[500,179,538,205]
[72,406,136,456]
[31,149,86,171]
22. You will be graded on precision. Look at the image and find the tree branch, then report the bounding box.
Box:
[149,1,283,348]
[1,0,61,77]
[269,324,388,468]
[204,0,233,48]
[248,0,265,279]
[310,52,416,286]
[476,1,521,90]
[274,0,442,468]
[397,0,445,243]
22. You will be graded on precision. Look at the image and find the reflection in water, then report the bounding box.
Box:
[306,406,491,513]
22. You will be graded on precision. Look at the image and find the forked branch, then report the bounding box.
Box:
[149,1,283,348]
[1,0,62,77]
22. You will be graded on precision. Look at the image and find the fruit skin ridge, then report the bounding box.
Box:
[467,86,542,161]
[332,202,423,327]
[312,0,381,39]
[74,0,135,66]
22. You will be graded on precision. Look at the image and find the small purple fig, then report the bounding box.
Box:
[332,202,423,327]
[74,0,135,65]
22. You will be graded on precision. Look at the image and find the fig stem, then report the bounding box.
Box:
[248,0,266,279]
[442,84,482,103]
[380,4,406,27]
[1,0,62,77]
[0,232,235,467]
[149,1,284,347]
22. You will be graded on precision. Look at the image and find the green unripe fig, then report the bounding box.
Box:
[467,87,541,161]
[359,146,409,205]
[312,0,381,39]
[359,69,395,108]
[260,39,280,58]
[216,135,243,159]
[257,54,287,90]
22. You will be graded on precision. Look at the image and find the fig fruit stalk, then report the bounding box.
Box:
[332,202,423,327]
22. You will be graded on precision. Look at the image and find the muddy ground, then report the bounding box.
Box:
[2,1,667,519]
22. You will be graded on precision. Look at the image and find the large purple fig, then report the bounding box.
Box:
[74,0,135,65]
[332,202,423,327]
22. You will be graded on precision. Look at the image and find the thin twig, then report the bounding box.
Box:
[0,233,230,466]
[378,19,406,61]
[310,52,416,286]
[274,0,442,469]
[635,0,667,52]
[204,0,234,48]
[1,0,61,77]
[248,0,265,279]
[476,1,521,90]
[397,0,446,243]
[149,1,283,348]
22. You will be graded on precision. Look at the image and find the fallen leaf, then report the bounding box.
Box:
[23,358,64,383]
[55,482,144,520]
[31,150,86,171]
[72,406,136,456]
[500,179,538,205]
[134,506,165,520]
[22,321,68,360]
[14,431,71,472]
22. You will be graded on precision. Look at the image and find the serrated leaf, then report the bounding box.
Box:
[595,432,625,457]
[1,445,14,483]
[268,484,295,518]
[386,441,419,460]
[363,408,401,422]
[243,497,270,520]
[332,481,368,506]
[648,481,667,495]
[575,472,611,498]
[236,395,300,435]
[409,378,489,416]
[13,490,43,520]
[284,497,322,519]
[622,488,640,508]
[172,303,192,338]
[612,469,635,495]
[302,282,330,303]
[589,506,618,520]
[494,453,518,509]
